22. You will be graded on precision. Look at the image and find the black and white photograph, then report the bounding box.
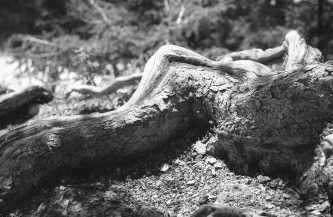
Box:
[0,0,333,216]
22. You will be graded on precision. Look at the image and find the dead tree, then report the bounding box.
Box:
[0,31,332,215]
[0,85,53,129]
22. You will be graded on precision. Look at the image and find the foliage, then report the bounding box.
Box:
[1,0,333,85]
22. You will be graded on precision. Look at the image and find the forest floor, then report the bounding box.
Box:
[3,94,331,217]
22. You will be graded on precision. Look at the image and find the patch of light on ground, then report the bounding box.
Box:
[0,54,44,90]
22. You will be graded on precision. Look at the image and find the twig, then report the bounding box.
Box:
[87,0,111,25]
[21,36,58,48]
[164,0,170,12]
[65,73,142,99]
[176,5,185,24]
[14,35,67,52]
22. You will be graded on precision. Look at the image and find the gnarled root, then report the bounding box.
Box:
[0,31,331,216]
[0,85,53,129]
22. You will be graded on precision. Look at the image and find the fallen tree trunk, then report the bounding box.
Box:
[0,31,333,215]
[0,85,53,129]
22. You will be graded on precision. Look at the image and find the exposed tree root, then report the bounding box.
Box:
[0,85,53,129]
[0,31,332,216]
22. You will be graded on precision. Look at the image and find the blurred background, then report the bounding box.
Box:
[0,0,332,95]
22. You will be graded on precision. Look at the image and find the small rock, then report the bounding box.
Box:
[208,194,217,200]
[257,175,271,184]
[265,195,273,200]
[211,168,216,176]
[244,179,252,185]
[206,156,217,165]
[278,179,285,187]
[187,180,196,186]
[268,178,284,189]
[282,193,290,199]
[311,210,321,216]
[174,159,185,165]
[214,161,223,169]
[268,181,277,188]
[160,164,170,172]
[305,204,317,211]
[59,185,66,191]
[319,201,330,212]
[193,141,207,155]
[265,203,274,209]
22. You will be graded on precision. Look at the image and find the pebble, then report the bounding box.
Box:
[160,164,170,172]
[305,204,317,211]
[257,175,271,184]
[208,194,217,200]
[214,161,223,169]
[187,180,196,186]
[206,156,217,165]
[311,210,322,216]
[193,141,207,155]
[174,159,185,166]
[268,178,284,189]
[282,193,290,199]
[265,195,273,200]
[211,168,216,176]
[319,201,330,212]
[265,203,274,209]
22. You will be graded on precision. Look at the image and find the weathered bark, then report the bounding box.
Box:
[0,31,332,215]
[0,85,53,129]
